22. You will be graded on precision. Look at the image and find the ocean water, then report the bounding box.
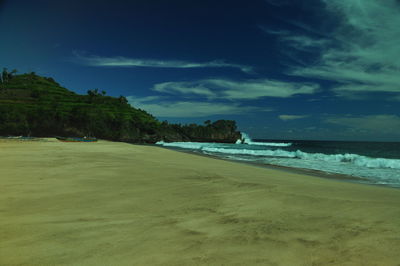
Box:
[157,133,400,188]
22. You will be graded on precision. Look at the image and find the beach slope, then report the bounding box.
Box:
[1,139,399,265]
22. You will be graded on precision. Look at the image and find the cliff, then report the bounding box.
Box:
[158,120,241,143]
[0,71,240,143]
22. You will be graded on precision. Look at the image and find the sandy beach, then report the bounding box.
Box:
[1,139,400,266]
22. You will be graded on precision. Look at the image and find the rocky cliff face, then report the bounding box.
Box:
[155,120,241,143]
[159,127,241,143]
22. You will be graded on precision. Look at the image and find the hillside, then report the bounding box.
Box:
[0,71,241,143]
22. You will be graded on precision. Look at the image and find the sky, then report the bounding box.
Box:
[1,0,399,141]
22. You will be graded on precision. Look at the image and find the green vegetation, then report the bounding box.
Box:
[0,70,240,143]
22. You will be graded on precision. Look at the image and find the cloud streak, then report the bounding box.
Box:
[126,96,265,117]
[73,53,254,73]
[125,78,318,118]
[279,114,308,121]
[152,78,319,100]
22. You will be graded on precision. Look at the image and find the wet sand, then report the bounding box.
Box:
[1,139,400,265]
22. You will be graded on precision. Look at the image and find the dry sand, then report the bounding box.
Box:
[1,139,400,266]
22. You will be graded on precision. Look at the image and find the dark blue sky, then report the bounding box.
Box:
[1,0,399,141]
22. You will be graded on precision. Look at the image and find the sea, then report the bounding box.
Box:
[156,133,400,188]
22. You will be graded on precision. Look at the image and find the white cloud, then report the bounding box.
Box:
[282,35,328,51]
[278,114,308,121]
[125,76,318,118]
[151,78,319,100]
[129,77,317,118]
[126,96,268,118]
[265,29,329,52]
[73,53,253,73]
[325,115,400,134]
[153,82,216,98]
[268,0,400,98]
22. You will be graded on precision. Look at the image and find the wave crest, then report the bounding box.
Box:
[157,141,400,170]
[238,132,292,147]
[204,147,400,170]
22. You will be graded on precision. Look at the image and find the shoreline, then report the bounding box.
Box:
[156,145,392,189]
[1,138,400,265]
[1,137,396,188]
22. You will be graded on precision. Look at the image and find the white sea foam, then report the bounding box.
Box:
[251,142,292,147]
[203,147,400,170]
[156,141,217,149]
[157,141,400,170]
[239,132,292,147]
[202,147,295,157]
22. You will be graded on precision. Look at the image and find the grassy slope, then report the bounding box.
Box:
[0,74,160,141]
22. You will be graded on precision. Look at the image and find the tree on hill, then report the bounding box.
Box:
[1,68,7,83]
[0,68,17,84]
[118,96,128,105]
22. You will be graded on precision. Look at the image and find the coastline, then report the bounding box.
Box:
[1,139,400,265]
[156,146,380,187]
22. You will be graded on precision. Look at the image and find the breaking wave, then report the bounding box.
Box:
[157,141,400,170]
[238,132,292,147]
[155,141,219,149]
[202,147,400,170]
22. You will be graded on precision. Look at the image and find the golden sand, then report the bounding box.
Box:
[1,139,399,265]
